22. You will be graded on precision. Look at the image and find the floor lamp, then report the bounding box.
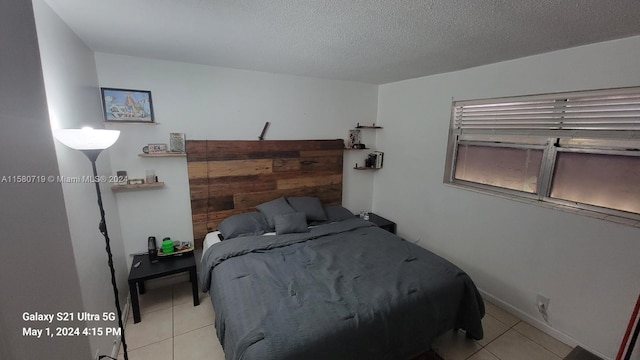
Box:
[54,128,128,360]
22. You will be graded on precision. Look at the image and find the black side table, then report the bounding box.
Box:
[360,213,397,234]
[128,252,199,323]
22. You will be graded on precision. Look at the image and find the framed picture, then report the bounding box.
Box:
[347,129,361,148]
[101,87,154,123]
[170,133,186,153]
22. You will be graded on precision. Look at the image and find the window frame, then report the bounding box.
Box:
[444,86,640,222]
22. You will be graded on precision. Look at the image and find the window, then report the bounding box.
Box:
[444,87,640,219]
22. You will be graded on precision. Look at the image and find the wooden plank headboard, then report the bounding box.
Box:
[186,139,344,247]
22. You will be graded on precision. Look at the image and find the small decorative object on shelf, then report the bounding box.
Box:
[116,170,128,185]
[347,129,361,148]
[147,143,167,154]
[128,178,144,185]
[170,133,186,153]
[374,151,384,168]
[145,170,156,184]
[365,151,384,169]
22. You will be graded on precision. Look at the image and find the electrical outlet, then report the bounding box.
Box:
[537,294,550,313]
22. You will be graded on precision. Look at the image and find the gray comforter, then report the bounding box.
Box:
[200,218,484,360]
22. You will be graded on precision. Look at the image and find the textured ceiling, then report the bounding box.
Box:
[44,0,640,84]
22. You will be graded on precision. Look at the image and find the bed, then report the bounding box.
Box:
[189,140,484,359]
[199,203,484,360]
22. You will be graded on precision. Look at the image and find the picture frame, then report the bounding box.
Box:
[347,129,361,148]
[101,87,154,123]
[116,170,128,185]
[170,133,186,153]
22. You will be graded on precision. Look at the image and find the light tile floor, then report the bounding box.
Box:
[118,278,224,360]
[431,301,573,360]
[119,280,573,360]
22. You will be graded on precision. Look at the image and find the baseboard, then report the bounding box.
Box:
[478,289,612,360]
[110,294,130,359]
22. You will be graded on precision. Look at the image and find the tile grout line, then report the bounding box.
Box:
[467,320,522,360]
[126,337,174,355]
[485,299,572,357]
[174,322,215,338]
[510,325,565,360]
[134,286,175,319]
[476,319,564,360]
[136,303,174,317]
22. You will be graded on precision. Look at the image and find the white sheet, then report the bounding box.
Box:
[201,230,278,261]
[203,226,325,261]
[202,231,222,261]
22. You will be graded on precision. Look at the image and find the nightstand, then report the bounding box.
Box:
[127,252,199,323]
[360,213,396,234]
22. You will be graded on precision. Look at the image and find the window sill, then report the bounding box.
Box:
[443,182,640,228]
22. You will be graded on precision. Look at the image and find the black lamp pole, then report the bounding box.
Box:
[83,149,128,360]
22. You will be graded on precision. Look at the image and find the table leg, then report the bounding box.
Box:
[129,280,141,323]
[138,281,146,294]
[190,268,199,306]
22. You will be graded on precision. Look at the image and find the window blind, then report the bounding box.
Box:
[453,87,640,138]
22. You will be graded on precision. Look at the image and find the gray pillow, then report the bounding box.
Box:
[287,196,328,222]
[256,197,297,229]
[324,205,354,222]
[274,212,309,235]
[218,211,270,240]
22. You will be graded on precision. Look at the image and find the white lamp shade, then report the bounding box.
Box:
[54,128,120,150]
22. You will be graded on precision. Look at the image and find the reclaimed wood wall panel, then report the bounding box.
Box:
[186,139,344,248]
[207,159,273,178]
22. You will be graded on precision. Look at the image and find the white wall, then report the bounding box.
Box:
[32,1,128,356]
[375,36,640,359]
[0,0,92,358]
[94,53,378,263]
